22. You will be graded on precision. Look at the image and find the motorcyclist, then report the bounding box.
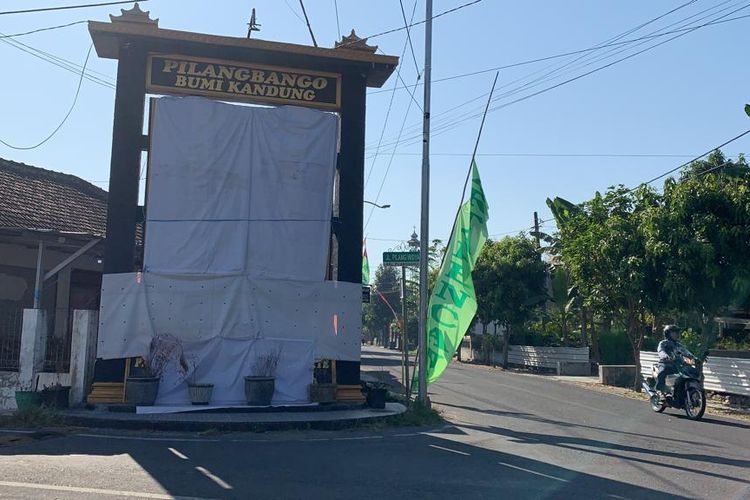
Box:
[655,325,691,394]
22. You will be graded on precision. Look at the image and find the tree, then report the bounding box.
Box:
[560,185,661,389]
[643,151,750,354]
[473,235,547,367]
[363,264,400,345]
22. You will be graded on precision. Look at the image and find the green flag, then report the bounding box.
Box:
[425,161,488,384]
[362,240,370,284]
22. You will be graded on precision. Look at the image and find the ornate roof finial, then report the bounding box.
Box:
[110,2,158,27]
[335,29,377,53]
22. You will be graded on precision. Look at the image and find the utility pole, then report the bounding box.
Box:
[417,0,433,405]
[401,264,408,399]
[533,211,540,249]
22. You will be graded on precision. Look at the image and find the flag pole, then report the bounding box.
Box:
[417,0,433,405]
[460,71,499,204]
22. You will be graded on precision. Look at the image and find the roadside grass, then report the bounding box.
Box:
[0,406,63,428]
[357,402,443,430]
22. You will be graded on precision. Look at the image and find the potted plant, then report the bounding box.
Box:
[39,382,71,409]
[364,381,388,409]
[244,346,282,406]
[126,334,187,406]
[186,357,214,405]
[14,377,42,411]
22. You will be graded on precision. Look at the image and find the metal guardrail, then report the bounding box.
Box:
[640,351,750,396]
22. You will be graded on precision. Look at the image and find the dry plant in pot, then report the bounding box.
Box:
[244,346,282,406]
[126,334,187,406]
[186,356,214,405]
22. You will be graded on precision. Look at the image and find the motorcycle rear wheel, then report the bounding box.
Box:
[650,395,666,413]
[684,385,706,420]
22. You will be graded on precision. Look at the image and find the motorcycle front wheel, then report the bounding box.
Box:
[684,385,706,420]
[650,395,666,413]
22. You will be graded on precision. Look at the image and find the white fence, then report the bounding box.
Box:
[640,351,750,397]
[460,340,589,372]
[507,345,589,370]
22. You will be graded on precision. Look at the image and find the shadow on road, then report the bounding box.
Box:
[456,422,750,487]
[435,401,716,447]
[0,429,690,499]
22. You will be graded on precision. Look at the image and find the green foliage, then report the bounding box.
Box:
[473,235,547,329]
[0,406,62,428]
[598,329,635,365]
[363,264,400,341]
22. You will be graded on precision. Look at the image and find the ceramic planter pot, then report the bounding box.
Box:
[125,377,160,406]
[188,383,214,405]
[244,376,274,406]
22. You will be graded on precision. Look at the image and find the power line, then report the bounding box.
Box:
[283,0,306,24]
[333,0,341,39]
[365,2,750,152]
[364,1,419,190]
[628,129,750,192]
[365,70,421,232]
[367,152,729,159]
[0,20,88,38]
[298,0,318,47]
[367,3,750,155]
[399,0,421,77]
[362,0,483,42]
[0,33,116,88]
[0,0,147,16]
[370,3,730,95]
[0,44,93,150]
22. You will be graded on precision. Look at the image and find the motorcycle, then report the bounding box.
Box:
[642,353,706,421]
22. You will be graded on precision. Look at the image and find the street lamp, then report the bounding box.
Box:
[364,200,391,209]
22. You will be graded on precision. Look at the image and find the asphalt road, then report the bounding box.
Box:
[0,347,747,499]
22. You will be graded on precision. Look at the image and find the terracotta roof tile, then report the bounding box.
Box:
[0,158,108,237]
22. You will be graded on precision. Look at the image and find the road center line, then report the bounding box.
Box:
[195,466,233,490]
[429,444,470,456]
[498,462,569,482]
[168,447,189,460]
[0,480,207,499]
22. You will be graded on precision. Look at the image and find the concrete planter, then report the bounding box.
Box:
[125,377,160,406]
[40,386,70,409]
[366,388,387,409]
[15,390,42,411]
[244,376,274,406]
[309,383,337,403]
[187,383,214,405]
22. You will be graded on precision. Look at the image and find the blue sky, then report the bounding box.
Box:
[1,1,749,272]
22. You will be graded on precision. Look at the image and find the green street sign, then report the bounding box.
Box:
[383,251,420,266]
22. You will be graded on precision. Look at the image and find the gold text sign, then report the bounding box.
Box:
[146,55,341,110]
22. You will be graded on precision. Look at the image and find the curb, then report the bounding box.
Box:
[60,404,407,432]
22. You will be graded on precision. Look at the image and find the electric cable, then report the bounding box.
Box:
[365,0,420,190]
[0,44,93,150]
[399,0,421,77]
[365,2,750,153]
[367,3,750,155]
[0,0,148,16]
[0,20,88,38]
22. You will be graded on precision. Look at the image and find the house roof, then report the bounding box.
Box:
[0,158,108,237]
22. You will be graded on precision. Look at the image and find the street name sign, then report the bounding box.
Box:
[383,251,420,266]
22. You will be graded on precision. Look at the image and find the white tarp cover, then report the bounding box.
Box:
[153,337,314,407]
[144,96,338,280]
[98,273,361,362]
